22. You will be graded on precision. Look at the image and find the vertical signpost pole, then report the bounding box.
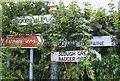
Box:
[7,59,10,67]
[51,62,58,80]
[51,46,58,81]
[29,48,34,81]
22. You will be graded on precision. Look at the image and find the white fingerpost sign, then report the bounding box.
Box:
[90,36,114,47]
[51,50,101,62]
[61,36,115,47]
[17,14,52,25]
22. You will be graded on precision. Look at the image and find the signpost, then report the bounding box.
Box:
[30,48,34,80]
[90,36,114,47]
[61,36,115,47]
[0,34,44,80]
[17,14,52,25]
[1,34,44,48]
[51,50,101,62]
[51,50,101,80]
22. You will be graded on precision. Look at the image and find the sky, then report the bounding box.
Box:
[0,0,119,11]
[50,0,119,11]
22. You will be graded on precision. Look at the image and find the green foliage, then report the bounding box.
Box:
[67,58,96,81]
[94,51,120,80]
[1,0,120,80]
[1,48,29,80]
[1,1,50,80]
[115,10,120,53]
[87,2,118,36]
[2,1,49,36]
[49,1,92,51]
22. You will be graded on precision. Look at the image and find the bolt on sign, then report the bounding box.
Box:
[51,50,101,62]
[0,34,44,48]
